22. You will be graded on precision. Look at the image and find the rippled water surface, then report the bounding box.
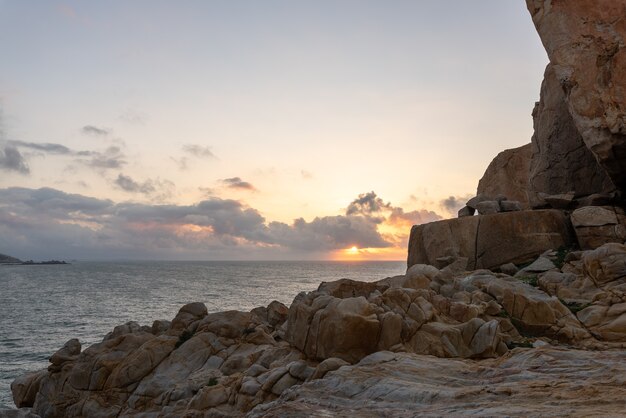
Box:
[0,260,405,408]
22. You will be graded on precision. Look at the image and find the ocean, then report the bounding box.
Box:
[0,260,405,409]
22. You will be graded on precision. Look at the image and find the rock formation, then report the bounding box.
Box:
[529,64,615,207]
[477,144,531,208]
[7,1,626,417]
[527,0,626,193]
[407,209,574,270]
[11,242,626,417]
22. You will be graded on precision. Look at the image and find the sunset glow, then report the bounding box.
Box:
[0,1,547,261]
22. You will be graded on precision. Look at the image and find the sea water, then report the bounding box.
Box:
[0,260,405,408]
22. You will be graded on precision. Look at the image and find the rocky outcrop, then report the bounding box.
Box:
[249,347,626,417]
[528,64,615,207]
[477,144,531,208]
[14,240,626,417]
[407,209,574,270]
[527,0,626,193]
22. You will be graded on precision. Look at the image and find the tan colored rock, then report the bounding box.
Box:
[527,0,626,192]
[408,210,575,270]
[527,65,615,207]
[571,206,626,249]
[582,243,626,286]
[477,144,531,208]
[464,272,590,342]
[250,348,626,417]
[10,371,47,408]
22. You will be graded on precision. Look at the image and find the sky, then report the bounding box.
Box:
[0,1,548,261]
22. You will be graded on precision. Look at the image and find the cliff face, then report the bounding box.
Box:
[529,63,615,206]
[527,0,626,193]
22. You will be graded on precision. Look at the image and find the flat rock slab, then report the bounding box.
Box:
[250,347,626,417]
[408,209,574,270]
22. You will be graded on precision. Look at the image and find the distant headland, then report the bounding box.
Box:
[0,253,69,265]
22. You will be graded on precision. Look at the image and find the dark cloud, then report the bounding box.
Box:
[0,145,30,174]
[346,191,391,216]
[114,174,156,194]
[267,215,391,251]
[440,194,473,216]
[7,140,71,155]
[182,144,216,159]
[82,125,110,136]
[0,187,399,259]
[6,139,126,172]
[222,177,256,191]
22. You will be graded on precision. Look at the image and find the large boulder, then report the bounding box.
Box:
[527,0,626,192]
[477,143,531,208]
[528,64,615,207]
[408,210,575,270]
[571,206,626,249]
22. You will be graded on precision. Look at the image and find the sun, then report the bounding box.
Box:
[347,246,359,255]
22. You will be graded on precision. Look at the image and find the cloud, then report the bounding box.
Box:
[7,140,71,155]
[0,145,30,174]
[114,174,175,202]
[80,146,126,169]
[346,191,391,216]
[82,125,110,136]
[182,144,216,159]
[6,139,126,172]
[0,187,406,259]
[114,174,156,194]
[171,157,189,170]
[222,177,256,191]
[439,194,473,216]
[267,215,391,251]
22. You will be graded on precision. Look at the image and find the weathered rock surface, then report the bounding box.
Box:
[477,144,532,208]
[14,243,626,417]
[528,64,615,207]
[408,209,575,270]
[250,347,626,417]
[527,0,626,192]
[571,206,626,249]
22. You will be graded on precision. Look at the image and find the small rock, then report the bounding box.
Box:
[575,193,615,207]
[271,372,300,395]
[458,206,475,217]
[519,257,556,273]
[571,206,618,227]
[475,201,500,215]
[532,340,550,348]
[500,200,522,212]
[466,194,490,210]
[542,192,575,209]
[309,358,350,380]
[499,263,519,276]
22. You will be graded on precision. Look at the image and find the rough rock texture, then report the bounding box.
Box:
[477,144,532,208]
[407,209,575,270]
[250,348,626,417]
[528,64,615,207]
[15,242,626,417]
[571,205,626,249]
[527,0,626,192]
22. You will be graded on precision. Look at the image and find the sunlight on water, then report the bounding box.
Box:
[0,260,405,408]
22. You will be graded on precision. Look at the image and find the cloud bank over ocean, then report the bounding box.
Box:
[0,187,444,260]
